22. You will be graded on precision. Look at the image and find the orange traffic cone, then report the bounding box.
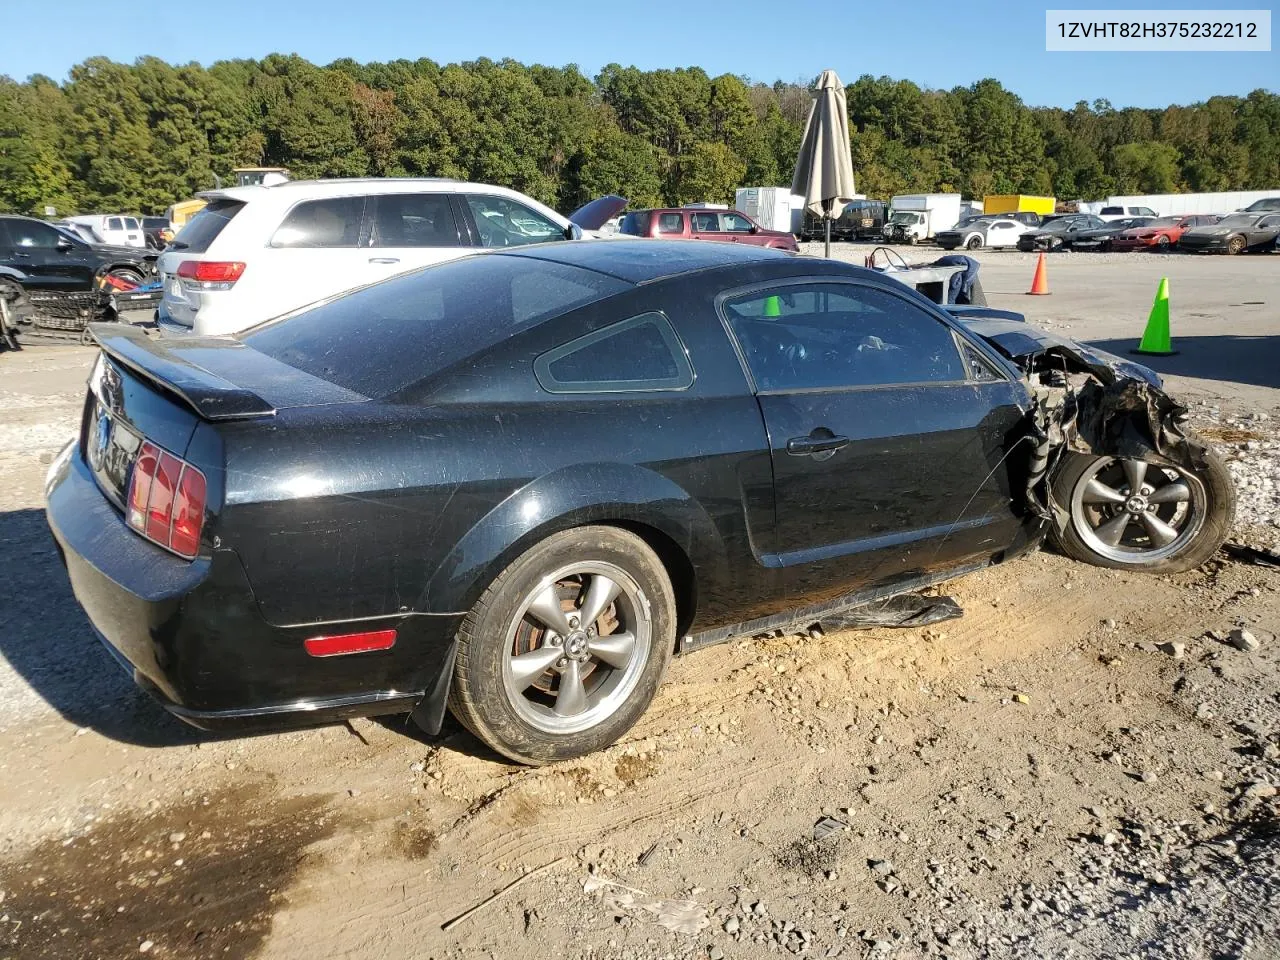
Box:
[1026,252,1050,295]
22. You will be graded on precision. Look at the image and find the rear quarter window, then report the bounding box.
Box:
[171,199,246,253]
[534,312,693,393]
[243,254,630,398]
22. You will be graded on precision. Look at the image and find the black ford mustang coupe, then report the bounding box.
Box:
[45,241,1233,763]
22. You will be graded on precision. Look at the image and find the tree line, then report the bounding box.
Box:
[1,54,1277,218]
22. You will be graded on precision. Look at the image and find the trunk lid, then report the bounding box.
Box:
[83,324,367,518]
[91,324,366,420]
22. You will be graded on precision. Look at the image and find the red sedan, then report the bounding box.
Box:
[1111,214,1220,251]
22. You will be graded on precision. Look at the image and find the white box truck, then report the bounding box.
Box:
[884,194,962,244]
[735,187,794,233]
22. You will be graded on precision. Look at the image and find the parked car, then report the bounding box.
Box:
[1178,213,1280,254]
[156,178,626,337]
[935,217,1029,250]
[1016,214,1110,251]
[1097,204,1158,223]
[0,215,157,321]
[1240,197,1280,213]
[46,240,1234,764]
[66,214,147,248]
[618,208,799,252]
[142,216,175,250]
[1069,216,1155,251]
[799,200,887,241]
[1110,215,1220,251]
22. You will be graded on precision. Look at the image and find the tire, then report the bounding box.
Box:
[1156,235,1171,251]
[0,278,30,325]
[967,277,988,306]
[445,526,676,764]
[1227,235,1246,255]
[966,235,982,250]
[1050,449,1235,574]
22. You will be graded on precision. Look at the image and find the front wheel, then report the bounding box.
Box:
[444,526,675,764]
[966,235,982,250]
[1227,235,1246,255]
[1050,450,1235,573]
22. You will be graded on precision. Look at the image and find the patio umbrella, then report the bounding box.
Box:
[791,69,856,258]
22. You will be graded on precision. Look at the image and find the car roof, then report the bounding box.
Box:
[198,178,530,204]
[493,238,792,284]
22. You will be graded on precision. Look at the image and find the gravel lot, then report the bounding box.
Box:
[1,245,1277,960]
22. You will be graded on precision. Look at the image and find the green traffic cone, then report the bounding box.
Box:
[1132,277,1178,356]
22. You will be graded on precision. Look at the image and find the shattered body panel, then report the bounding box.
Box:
[955,315,1210,528]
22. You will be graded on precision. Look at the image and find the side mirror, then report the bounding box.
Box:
[749,224,759,234]
[564,223,584,241]
[56,237,74,251]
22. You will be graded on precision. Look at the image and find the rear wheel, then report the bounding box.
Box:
[1227,235,1246,255]
[1050,450,1234,573]
[445,526,675,764]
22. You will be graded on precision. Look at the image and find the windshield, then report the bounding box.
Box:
[1145,218,1180,228]
[1042,219,1075,232]
[888,212,921,224]
[1215,215,1257,228]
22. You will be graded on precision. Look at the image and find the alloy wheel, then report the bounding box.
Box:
[1069,457,1206,564]
[501,561,652,735]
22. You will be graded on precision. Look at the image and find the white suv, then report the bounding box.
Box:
[156,179,624,336]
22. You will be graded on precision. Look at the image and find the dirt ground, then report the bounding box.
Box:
[1,248,1277,960]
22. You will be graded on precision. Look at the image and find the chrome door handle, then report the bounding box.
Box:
[368,257,400,264]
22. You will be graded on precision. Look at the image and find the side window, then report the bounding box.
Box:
[691,212,721,232]
[8,219,63,249]
[1260,216,1280,228]
[271,197,365,248]
[722,282,966,392]
[107,217,123,231]
[369,194,459,248]
[722,213,753,233]
[465,195,564,248]
[124,217,140,230]
[534,312,694,394]
[657,213,684,234]
[619,212,650,236]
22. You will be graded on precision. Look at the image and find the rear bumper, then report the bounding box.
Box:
[45,443,461,731]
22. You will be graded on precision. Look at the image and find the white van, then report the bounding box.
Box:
[66,215,146,248]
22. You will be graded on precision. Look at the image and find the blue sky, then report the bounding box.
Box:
[11,0,1277,108]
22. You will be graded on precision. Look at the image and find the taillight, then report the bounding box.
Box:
[176,260,245,289]
[125,441,207,559]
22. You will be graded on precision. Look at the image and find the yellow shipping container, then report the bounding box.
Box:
[983,195,1056,216]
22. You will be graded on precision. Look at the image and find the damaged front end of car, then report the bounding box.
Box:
[953,314,1212,534]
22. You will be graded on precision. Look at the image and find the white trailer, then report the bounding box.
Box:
[735,187,795,232]
[884,193,962,243]
[1098,190,1280,217]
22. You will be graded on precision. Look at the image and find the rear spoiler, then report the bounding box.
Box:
[89,323,276,421]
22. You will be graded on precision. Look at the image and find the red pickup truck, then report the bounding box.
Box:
[618,208,798,251]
